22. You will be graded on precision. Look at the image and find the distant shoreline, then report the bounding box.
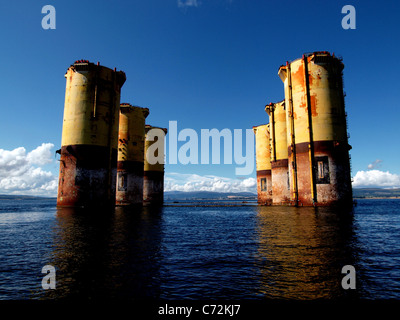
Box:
[0,195,56,200]
[353,197,400,200]
[1,192,400,202]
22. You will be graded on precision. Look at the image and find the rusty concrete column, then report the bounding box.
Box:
[265,100,290,205]
[143,125,168,206]
[57,60,126,208]
[253,124,272,205]
[278,52,352,206]
[116,103,149,206]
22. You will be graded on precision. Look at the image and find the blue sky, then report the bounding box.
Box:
[0,0,399,196]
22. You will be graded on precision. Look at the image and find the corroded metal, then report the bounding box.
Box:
[278,52,352,206]
[116,104,149,206]
[57,60,126,208]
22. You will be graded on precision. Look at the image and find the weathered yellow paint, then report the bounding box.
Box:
[57,60,126,208]
[265,100,287,161]
[61,62,126,148]
[118,104,149,162]
[279,62,299,203]
[279,53,347,145]
[144,125,168,172]
[253,124,271,171]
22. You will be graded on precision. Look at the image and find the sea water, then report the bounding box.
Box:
[0,198,399,300]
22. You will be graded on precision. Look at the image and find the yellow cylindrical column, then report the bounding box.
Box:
[253,124,272,205]
[143,125,168,205]
[265,100,290,205]
[57,60,126,208]
[278,52,352,206]
[116,103,149,206]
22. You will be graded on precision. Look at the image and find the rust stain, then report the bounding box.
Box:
[310,94,318,117]
[299,95,306,110]
[256,172,273,205]
[306,61,313,86]
[308,73,313,86]
[292,63,304,85]
[294,152,312,205]
[310,69,322,88]
[271,166,290,204]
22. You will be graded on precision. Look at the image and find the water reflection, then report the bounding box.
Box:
[43,205,163,300]
[38,203,363,300]
[255,205,360,299]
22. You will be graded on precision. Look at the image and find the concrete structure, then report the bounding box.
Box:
[57,60,126,207]
[265,100,290,204]
[253,124,272,205]
[143,125,168,205]
[278,51,352,206]
[116,103,149,206]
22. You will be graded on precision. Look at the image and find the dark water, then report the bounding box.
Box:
[0,198,399,301]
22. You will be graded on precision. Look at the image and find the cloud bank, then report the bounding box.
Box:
[0,143,58,197]
[166,169,400,192]
[352,170,400,188]
[165,172,256,193]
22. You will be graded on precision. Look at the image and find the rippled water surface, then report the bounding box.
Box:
[0,198,399,300]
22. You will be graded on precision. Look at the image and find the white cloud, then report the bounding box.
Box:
[26,143,54,165]
[367,159,383,170]
[165,172,256,193]
[177,0,199,8]
[352,170,400,188]
[0,144,58,197]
